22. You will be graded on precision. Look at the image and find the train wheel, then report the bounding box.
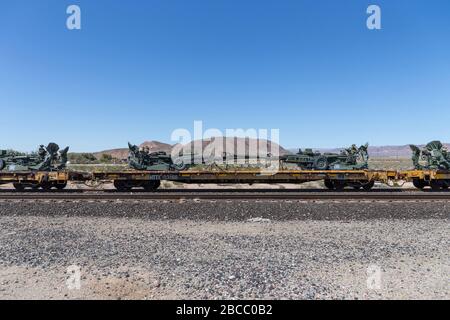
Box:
[334,181,346,191]
[362,180,375,191]
[114,181,132,192]
[55,182,67,190]
[430,180,443,191]
[143,181,161,192]
[412,179,426,190]
[40,182,53,191]
[442,181,449,190]
[324,179,334,190]
[13,183,25,191]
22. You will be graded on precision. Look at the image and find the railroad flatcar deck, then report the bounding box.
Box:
[1,169,449,191]
[91,169,397,181]
[90,169,399,191]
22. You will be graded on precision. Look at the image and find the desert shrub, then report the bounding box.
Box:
[100,153,113,163]
[68,153,99,164]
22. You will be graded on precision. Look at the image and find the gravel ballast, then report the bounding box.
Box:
[0,200,448,299]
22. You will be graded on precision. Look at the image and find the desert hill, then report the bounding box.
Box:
[94,138,290,160]
[94,141,172,160]
[94,140,450,160]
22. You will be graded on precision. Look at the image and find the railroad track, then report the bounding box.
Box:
[0,187,436,193]
[0,192,449,200]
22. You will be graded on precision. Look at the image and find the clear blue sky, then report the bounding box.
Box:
[1,0,449,152]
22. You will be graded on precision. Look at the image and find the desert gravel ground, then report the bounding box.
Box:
[0,199,448,299]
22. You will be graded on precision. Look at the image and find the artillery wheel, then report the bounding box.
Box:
[113,180,132,192]
[362,180,375,191]
[55,182,67,190]
[13,183,25,191]
[324,179,334,190]
[143,181,161,192]
[314,157,328,170]
[0,159,5,171]
[173,159,188,171]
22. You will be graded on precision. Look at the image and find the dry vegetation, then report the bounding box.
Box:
[368,158,413,171]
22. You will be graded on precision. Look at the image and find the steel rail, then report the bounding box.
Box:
[0,188,433,193]
[0,193,449,200]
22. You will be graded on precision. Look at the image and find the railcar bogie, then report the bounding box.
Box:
[113,179,161,191]
[11,181,68,191]
[322,179,375,191]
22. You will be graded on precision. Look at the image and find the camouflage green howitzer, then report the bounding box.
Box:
[0,143,69,172]
[0,150,17,171]
[127,143,189,171]
[410,141,450,171]
[280,143,369,170]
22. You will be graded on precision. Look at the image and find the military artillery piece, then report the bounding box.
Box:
[127,142,188,171]
[410,141,450,171]
[410,141,450,190]
[0,150,18,171]
[280,144,369,170]
[0,143,70,190]
[280,144,372,190]
[0,143,69,172]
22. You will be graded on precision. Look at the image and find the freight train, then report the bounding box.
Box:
[1,141,449,191]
